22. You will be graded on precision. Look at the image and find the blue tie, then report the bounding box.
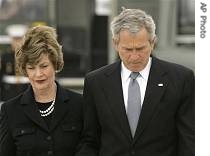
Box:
[127,72,141,137]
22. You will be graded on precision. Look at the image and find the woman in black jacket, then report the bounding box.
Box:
[0,25,83,156]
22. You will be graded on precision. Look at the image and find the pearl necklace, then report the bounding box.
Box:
[39,98,55,117]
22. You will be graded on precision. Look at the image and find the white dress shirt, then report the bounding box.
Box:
[121,57,152,112]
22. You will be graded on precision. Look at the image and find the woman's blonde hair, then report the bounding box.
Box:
[15,25,64,76]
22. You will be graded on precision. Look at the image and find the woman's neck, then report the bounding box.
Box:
[34,83,57,103]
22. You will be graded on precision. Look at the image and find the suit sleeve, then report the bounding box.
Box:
[0,56,3,100]
[75,76,100,156]
[177,70,195,156]
[0,104,16,156]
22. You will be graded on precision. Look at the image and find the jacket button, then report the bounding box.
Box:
[21,130,25,134]
[71,126,76,130]
[46,136,52,141]
[131,150,135,155]
[47,150,53,155]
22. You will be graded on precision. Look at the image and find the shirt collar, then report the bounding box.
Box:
[121,57,152,82]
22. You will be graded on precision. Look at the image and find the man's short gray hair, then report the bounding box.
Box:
[110,7,156,42]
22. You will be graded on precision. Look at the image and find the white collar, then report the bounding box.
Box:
[121,57,152,82]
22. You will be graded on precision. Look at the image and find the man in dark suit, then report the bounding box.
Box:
[76,8,194,156]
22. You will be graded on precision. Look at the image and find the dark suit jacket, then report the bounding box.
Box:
[0,82,84,156]
[77,57,195,156]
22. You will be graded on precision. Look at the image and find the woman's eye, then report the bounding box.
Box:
[41,65,48,68]
[27,67,34,70]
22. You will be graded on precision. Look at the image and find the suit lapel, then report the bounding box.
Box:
[49,85,69,132]
[21,87,49,131]
[133,57,168,143]
[102,61,133,141]
[21,84,69,132]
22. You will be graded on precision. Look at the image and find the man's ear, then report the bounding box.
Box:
[112,38,118,52]
[150,36,157,50]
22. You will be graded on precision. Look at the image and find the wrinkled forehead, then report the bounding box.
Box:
[26,53,49,66]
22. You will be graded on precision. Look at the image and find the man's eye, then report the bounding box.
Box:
[125,48,132,51]
[136,48,143,52]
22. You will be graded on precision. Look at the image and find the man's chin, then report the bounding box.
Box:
[128,64,143,72]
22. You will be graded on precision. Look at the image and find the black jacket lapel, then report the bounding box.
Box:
[103,61,133,141]
[133,57,168,143]
[49,84,69,132]
[21,86,49,132]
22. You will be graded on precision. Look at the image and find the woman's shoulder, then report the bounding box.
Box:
[57,84,82,100]
[0,93,23,113]
[65,89,82,98]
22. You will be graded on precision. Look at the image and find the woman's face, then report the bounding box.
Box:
[26,54,56,93]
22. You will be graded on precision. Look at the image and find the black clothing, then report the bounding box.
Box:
[76,57,195,156]
[37,101,53,128]
[0,83,84,156]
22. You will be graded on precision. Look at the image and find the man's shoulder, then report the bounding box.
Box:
[153,57,193,73]
[152,57,194,85]
[86,61,120,78]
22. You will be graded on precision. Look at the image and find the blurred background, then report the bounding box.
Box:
[0,0,194,100]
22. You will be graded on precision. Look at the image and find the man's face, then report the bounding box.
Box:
[113,28,155,72]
